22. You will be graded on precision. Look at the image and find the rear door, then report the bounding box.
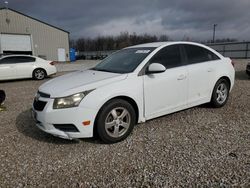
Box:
[14,56,36,78]
[182,44,220,106]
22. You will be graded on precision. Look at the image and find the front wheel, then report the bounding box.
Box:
[96,99,136,144]
[210,78,230,108]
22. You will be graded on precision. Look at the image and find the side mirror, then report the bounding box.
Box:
[146,63,166,74]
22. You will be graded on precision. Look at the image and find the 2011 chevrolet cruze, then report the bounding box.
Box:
[32,42,235,143]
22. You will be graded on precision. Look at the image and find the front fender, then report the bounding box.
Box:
[79,75,145,123]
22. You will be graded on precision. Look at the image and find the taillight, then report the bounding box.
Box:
[50,61,56,65]
[231,60,235,67]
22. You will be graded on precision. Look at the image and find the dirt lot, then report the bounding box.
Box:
[0,60,249,187]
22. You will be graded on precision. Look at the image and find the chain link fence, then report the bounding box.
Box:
[207,42,250,59]
[77,42,250,60]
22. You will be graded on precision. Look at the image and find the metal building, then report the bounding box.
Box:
[0,8,69,61]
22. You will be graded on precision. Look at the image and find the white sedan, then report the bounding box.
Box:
[33,42,235,143]
[0,55,57,80]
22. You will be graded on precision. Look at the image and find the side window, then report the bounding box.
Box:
[206,50,220,61]
[18,56,36,63]
[149,45,182,69]
[0,56,35,64]
[184,44,220,64]
[0,57,18,64]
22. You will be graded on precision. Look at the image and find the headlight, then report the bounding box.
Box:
[53,90,93,109]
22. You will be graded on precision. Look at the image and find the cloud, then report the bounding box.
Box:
[1,0,250,40]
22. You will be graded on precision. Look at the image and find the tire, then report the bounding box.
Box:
[246,70,250,77]
[33,69,46,80]
[96,99,136,144]
[210,78,230,108]
[0,90,6,105]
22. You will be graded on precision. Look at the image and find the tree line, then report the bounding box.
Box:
[70,32,238,52]
[70,32,169,51]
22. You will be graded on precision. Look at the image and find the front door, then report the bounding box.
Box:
[143,44,188,119]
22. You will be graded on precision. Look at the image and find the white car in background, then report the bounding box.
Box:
[0,55,57,81]
[33,42,235,143]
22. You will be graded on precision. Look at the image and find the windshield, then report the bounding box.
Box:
[93,47,155,74]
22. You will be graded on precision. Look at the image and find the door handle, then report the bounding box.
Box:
[177,74,186,80]
[207,68,213,72]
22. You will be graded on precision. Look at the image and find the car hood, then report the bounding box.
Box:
[39,70,127,97]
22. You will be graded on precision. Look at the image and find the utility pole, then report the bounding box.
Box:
[4,1,8,8]
[213,24,217,43]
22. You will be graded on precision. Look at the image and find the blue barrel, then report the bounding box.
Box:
[69,48,76,62]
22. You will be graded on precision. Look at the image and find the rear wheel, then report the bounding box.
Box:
[33,69,46,80]
[96,99,136,144]
[210,78,230,108]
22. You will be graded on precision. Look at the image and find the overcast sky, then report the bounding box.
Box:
[1,0,250,41]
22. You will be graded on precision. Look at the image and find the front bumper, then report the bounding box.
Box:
[32,96,98,139]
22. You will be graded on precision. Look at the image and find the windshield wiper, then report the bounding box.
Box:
[91,67,115,73]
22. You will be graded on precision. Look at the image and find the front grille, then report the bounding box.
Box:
[53,124,79,132]
[33,100,47,111]
[38,91,50,98]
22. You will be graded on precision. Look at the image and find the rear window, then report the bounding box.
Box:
[184,44,220,64]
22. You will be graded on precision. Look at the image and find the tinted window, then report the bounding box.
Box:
[0,57,18,64]
[149,45,182,69]
[184,44,219,64]
[0,56,35,64]
[19,56,36,62]
[93,48,155,73]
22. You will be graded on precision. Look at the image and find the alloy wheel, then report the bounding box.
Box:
[216,82,228,104]
[35,70,45,79]
[105,107,131,138]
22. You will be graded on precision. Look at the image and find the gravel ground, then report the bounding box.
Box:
[0,60,249,187]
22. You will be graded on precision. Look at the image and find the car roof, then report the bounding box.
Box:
[126,41,208,48]
[125,41,224,59]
